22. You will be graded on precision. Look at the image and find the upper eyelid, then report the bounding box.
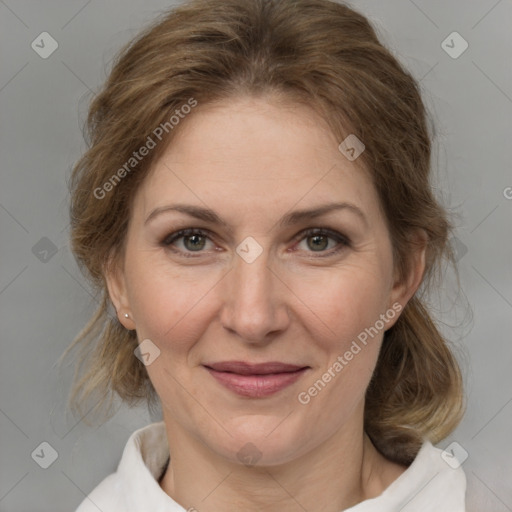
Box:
[163,227,349,250]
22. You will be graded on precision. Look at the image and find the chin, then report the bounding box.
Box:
[209,416,310,467]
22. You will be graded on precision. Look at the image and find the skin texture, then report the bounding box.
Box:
[106,96,426,511]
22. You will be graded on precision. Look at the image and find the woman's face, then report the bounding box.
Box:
[108,96,422,466]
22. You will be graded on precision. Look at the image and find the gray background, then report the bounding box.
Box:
[1,0,511,510]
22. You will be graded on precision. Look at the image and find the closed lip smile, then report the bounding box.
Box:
[202,361,310,398]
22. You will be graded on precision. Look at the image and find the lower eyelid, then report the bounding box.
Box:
[164,232,215,253]
[162,229,350,256]
[293,236,349,257]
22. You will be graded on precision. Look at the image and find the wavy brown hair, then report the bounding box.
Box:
[62,0,464,466]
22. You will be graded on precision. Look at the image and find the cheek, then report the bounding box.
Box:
[292,269,387,434]
[290,262,390,412]
[291,261,391,353]
[124,249,221,351]
[124,253,219,412]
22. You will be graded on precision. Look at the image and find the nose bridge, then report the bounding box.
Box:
[235,249,272,299]
[221,243,286,341]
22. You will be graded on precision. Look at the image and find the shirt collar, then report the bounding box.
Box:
[116,422,466,511]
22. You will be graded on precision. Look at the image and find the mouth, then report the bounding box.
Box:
[202,361,310,398]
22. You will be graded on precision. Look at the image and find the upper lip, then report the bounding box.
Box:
[203,361,308,375]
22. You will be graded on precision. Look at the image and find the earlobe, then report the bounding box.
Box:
[104,256,135,330]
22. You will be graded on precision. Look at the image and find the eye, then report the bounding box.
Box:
[161,227,350,258]
[293,228,351,257]
[162,228,215,257]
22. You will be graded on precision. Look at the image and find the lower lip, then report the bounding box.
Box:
[205,367,308,398]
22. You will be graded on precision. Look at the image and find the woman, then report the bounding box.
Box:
[66,0,466,510]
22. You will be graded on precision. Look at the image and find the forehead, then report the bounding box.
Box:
[135,97,380,222]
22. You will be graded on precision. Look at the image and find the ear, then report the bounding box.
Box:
[386,229,428,328]
[104,251,136,330]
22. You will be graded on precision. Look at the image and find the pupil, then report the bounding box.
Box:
[309,235,327,251]
[183,234,328,252]
[186,235,205,251]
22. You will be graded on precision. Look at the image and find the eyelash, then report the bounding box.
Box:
[161,227,351,259]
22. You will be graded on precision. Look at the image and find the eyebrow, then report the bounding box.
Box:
[144,201,368,231]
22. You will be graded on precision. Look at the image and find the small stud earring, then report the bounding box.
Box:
[124,313,129,318]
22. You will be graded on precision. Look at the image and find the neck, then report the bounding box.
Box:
[158,405,406,511]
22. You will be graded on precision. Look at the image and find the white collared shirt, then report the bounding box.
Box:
[75,421,466,511]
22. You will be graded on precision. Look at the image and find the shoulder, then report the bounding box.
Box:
[388,440,467,510]
[75,473,123,512]
[350,440,467,511]
[74,421,180,512]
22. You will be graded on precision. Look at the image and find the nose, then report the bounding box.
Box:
[219,245,290,344]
